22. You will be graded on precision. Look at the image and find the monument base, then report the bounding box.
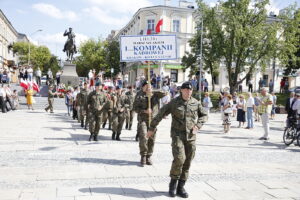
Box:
[60,62,79,86]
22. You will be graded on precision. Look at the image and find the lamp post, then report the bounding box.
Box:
[198,15,204,101]
[28,29,42,66]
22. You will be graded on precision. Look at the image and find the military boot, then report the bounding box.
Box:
[146,155,152,165]
[135,133,139,141]
[125,123,128,129]
[93,135,98,141]
[140,156,146,167]
[81,120,84,128]
[176,180,188,198]
[108,124,111,130]
[116,132,121,141]
[89,133,93,141]
[112,131,116,140]
[102,122,106,129]
[169,179,178,197]
[129,124,132,130]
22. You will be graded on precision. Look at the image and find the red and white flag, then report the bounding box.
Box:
[155,17,163,33]
[32,80,40,92]
[20,79,29,90]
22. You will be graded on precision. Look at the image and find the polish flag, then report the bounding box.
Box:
[155,18,163,33]
[32,80,40,92]
[20,79,29,90]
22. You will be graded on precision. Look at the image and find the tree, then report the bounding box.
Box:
[75,38,107,77]
[279,7,300,76]
[190,0,298,94]
[12,42,52,71]
[182,3,223,91]
[104,40,121,77]
[44,55,61,75]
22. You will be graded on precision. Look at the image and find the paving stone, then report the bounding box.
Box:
[264,189,300,198]
[206,181,242,191]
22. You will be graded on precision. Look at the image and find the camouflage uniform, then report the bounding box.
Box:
[133,90,166,164]
[45,88,54,113]
[148,92,207,198]
[87,90,107,141]
[149,95,207,180]
[112,92,129,140]
[102,91,114,130]
[76,88,89,128]
[125,90,135,130]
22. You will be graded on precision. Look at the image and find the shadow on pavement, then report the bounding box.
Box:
[44,133,88,141]
[79,187,168,198]
[221,136,255,140]
[200,130,222,135]
[39,146,58,151]
[71,157,140,166]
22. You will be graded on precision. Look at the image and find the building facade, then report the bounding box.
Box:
[0,9,19,69]
[114,3,197,85]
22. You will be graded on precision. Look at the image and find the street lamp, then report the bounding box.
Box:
[196,14,204,101]
[28,29,43,66]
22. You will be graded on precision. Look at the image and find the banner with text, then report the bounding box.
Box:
[120,35,177,62]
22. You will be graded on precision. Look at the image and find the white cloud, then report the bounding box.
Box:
[32,3,78,21]
[83,7,130,26]
[87,0,153,13]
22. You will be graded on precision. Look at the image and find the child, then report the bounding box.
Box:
[12,89,19,109]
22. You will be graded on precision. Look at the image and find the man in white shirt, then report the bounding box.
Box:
[246,92,255,129]
[27,67,33,81]
[292,93,300,115]
[35,67,42,85]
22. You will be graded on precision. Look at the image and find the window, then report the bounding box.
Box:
[173,20,180,32]
[147,19,155,32]
[171,69,178,82]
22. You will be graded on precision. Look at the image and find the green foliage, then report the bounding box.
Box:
[75,38,107,77]
[12,42,52,71]
[75,38,121,77]
[44,55,61,75]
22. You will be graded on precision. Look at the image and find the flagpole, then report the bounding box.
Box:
[147,62,151,127]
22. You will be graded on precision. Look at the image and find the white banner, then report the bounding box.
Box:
[120,35,177,62]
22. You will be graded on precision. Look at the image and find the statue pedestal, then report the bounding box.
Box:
[60,62,79,86]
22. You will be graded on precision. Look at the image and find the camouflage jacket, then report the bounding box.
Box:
[125,91,135,110]
[87,90,107,115]
[48,90,54,98]
[77,89,89,109]
[103,92,114,111]
[149,95,207,141]
[133,90,166,122]
[112,93,130,114]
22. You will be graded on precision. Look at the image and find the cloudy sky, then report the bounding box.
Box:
[1,0,298,60]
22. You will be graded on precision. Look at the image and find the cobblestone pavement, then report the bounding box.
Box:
[0,109,300,200]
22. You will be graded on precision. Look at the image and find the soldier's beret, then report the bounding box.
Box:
[141,80,149,87]
[181,82,192,90]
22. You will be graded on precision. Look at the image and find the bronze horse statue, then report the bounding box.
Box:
[63,28,77,62]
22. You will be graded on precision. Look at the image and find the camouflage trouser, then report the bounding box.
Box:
[112,112,125,133]
[170,136,196,181]
[138,120,156,156]
[89,113,102,136]
[78,106,86,122]
[102,110,113,127]
[45,98,54,112]
[125,109,135,127]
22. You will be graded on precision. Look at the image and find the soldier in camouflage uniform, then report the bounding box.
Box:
[87,82,107,141]
[102,86,114,130]
[125,85,135,130]
[76,82,89,128]
[147,82,207,198]
[45,85,55,113]
[133,80,166,166]
[112,86,129,141]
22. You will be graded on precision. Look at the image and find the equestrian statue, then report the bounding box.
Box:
[63,27,77,62]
